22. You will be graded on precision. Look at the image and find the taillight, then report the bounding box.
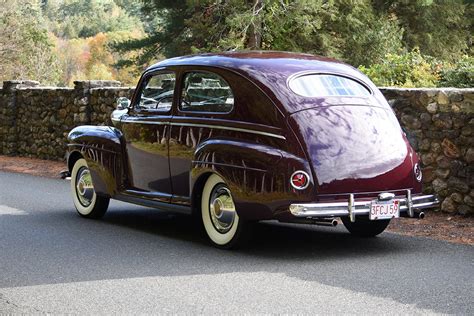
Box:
[290,171,310,190]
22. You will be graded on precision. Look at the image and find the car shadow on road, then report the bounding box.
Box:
[100,207,409,260]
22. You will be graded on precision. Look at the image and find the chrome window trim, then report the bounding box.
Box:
[118,118,286,140]
[133,69,176,114]
[178,70,235,115]
[286,71,373,97]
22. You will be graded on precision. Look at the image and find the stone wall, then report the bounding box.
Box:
[0,80,472,214]
[381,88,473,215]
[0,80,133,159]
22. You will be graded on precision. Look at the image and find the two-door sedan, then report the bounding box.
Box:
[67,51,439,248]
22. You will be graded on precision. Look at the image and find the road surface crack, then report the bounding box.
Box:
[0,292,50,314]
[0,292,21,310]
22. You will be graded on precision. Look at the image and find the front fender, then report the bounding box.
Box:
[67,125,125,196]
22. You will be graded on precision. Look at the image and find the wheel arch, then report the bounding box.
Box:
[67,150,83,173]
[191,171,217,217]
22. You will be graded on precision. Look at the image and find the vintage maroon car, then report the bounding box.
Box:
[67,51,439,248]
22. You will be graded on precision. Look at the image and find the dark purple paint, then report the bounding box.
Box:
[67,51,423,221]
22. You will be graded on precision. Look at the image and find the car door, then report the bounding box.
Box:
[169,70,235,205]
[120,70,176,202]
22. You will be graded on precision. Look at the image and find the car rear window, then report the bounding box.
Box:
[289,74,371,97]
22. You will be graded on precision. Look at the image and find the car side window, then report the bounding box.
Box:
[180,72,234,113]
[137,72,175,112]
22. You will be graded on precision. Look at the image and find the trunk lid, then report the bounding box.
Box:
[289,104,416,195]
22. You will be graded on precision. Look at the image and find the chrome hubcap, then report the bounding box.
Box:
[75,167,94,207]
[209,185,236,234]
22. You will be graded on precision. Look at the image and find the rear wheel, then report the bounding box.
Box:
[201,174,249,249]
[71,158,109,219]
[341,217,390,237]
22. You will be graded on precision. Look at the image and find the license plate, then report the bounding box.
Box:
[370,199,400,220]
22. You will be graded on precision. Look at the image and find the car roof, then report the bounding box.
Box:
[147,51,375,114]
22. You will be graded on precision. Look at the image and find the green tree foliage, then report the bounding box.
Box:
[359,49,440,87]
[372,0,470,62]
[439,55,474,88]
[43,0,142,38]
[118,0,402,67]
[118,0,471,71]
[359,49,474,88]
[0,0,60,85]
[1,0,471,87]
[39,0,146,86]
[114,0,191,66]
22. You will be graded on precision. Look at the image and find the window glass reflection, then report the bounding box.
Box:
[289,74,371,97]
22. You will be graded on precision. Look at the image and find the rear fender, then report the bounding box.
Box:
[191,139,313,220]
[67,126,125,196]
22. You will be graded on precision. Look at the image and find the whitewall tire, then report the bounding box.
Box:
[201,174,248,249]
[71,158,109,219]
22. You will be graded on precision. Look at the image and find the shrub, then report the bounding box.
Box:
[358,49,439,87]
[438,55,474,88]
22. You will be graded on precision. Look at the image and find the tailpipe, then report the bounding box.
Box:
[312,218,338,227]
[281,217,338,227]
[401,211,425,219]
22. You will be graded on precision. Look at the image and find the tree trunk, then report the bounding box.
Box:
[247,0,263,49]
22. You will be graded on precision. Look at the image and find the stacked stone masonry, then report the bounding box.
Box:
[380,88,473,215]
[0,80,472,215]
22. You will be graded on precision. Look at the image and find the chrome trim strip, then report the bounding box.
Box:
[169,122,286,140]
[67,143,118,154]
[192,160,266,172]
[289,194,439,218]
[316,188,414,197]
[121,119,168,125]
[119,118,286,140]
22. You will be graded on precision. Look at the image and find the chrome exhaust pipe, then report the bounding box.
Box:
[312,218,338,227]
[281,217,338,227]
[400,211,425,219]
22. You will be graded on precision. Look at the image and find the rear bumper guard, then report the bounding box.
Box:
[289,190,439,220]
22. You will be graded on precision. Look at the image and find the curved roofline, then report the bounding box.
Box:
[144,51,378,115]
[146,50,345,71]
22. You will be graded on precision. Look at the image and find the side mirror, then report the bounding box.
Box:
[116,97,131,110]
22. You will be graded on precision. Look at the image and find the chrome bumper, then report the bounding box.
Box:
[289,191,439,219]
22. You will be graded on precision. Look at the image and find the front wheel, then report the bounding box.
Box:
[201,174,250,249]
[71,158,109,219]
[341,217,390,237]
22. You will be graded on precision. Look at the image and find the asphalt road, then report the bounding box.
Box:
[0,171,472,314]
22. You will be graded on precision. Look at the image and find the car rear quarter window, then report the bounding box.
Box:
[180,72,234,113]
[289,74,371,97]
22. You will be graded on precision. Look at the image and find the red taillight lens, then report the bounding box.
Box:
[290,171,310,190]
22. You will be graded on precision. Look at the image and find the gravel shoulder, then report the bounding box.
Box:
[1,154,472,245]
